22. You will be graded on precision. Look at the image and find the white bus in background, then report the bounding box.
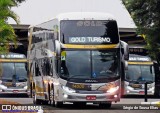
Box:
[28,12,129,108]
[124,54,155,95]
[0,44,28,95]
[123,47,158,96]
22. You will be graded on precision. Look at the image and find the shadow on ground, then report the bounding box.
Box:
[0,94,28,98]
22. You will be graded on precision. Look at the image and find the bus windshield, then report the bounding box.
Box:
[0,63,27,82]
[125,65,155,82]
[60,50,119,79]
[60,20,119,44]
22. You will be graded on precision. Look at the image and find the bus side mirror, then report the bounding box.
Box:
[150,65,153,74]
[25,63,28,70]
[120,41,129,61]
[55,40,61,60]
[153,62,160,72]
[124,61,128,70]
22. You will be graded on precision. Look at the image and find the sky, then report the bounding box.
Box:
[9,0,136,28]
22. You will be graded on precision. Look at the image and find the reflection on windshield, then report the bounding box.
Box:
[0,63,27,82]
[125,65,155,82]
[60,50,119,79]
[92,51,118,78]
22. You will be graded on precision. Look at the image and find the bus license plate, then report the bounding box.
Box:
[13,90,19,93]
[139,91,144,94]
[86,96,96,100]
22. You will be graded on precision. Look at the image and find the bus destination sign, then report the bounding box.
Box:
[69,37,111,44]
[0,54,25,59]
[129,56,151,62]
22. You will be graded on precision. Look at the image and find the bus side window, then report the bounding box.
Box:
[45,59,49,76]
[42,58,46,76]
[50,59,53,76]
[35,63,40,76]
[42,58,51,76]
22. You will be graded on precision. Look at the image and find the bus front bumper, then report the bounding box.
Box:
[56,86,120,102]
[124,87,155,95]
[60,93,120,102]
[124,90,154,95]
[0,87,28,95]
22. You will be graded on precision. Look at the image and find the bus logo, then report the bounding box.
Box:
[92,73,97,78]
[85,80,98,83]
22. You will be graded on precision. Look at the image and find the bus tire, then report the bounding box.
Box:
[30,83,33,98]
[42,100,48,105]
[55,101,63,108]
[99,102,112,109]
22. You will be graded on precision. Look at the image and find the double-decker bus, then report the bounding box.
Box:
[0,44,28,95]
[28,12,129,108]
[123,47,156,96]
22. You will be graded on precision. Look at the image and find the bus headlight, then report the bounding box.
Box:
[24,86,28,90]
[107,86,119,93]
[149,87,154,91]
[0,80,2,84]
[54,81,59,85]
[126,86,134,90]
[0,84,7,90]
[62,85,76,93]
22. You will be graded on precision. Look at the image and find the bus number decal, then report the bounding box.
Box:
[131,84,141,88]
[72,84,85,89]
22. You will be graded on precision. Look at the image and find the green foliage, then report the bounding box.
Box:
[0,0,26,54]
[122,0,160,64]
[0,19,17,54]
[15,0,26,3]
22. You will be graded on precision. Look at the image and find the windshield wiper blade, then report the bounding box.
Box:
[129,80,140,83]
[2,79,12,82]
[67,75,83,81]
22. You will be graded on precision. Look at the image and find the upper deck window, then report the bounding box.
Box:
[60,20,119,44]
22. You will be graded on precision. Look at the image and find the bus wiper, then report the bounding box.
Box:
[17,77,27,82]
[129,79,139,83]
[2,78,12,82]
[139,80,153,83]
[17,76,27,79]
[67,75,83,81]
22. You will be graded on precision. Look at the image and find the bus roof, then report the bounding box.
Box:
[56,12,116,21]
[30,12,117,29]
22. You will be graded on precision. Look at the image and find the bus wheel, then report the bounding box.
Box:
[33,91,41,105]
[30,84,33,98]
[55,101,63,108]
[42,100,49,105]
[99,102,112,109]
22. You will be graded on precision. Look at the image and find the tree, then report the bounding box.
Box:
[15,0,26,3]
[0,0,26,54]
[122,0,160,64]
